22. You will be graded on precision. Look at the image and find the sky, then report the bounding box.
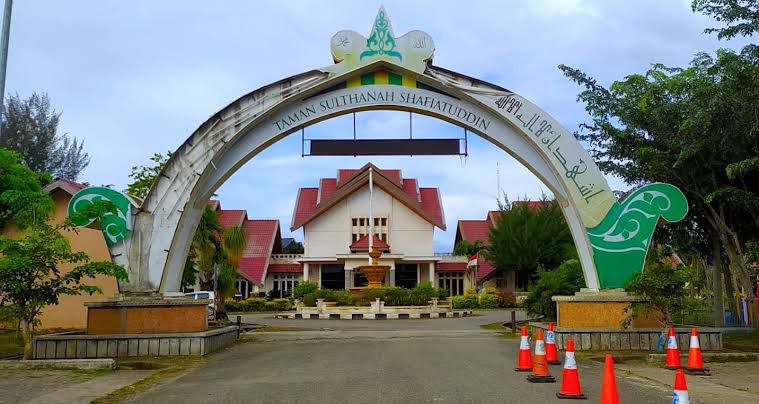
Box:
[5,0,747,252]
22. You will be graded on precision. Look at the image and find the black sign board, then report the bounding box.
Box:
[309,139,462,156]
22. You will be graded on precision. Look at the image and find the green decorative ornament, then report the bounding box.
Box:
[360,7,402,62]
[586,183,688,289]
[67,187,134,247]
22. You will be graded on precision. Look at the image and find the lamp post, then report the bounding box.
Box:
[0,0,13,139]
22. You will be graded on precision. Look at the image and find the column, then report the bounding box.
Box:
[344,269,352,290]
[388,265,395,287]
[303,263,309,281]
[429,261,435,284]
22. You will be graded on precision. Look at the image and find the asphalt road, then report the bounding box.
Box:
[131,311,671,403]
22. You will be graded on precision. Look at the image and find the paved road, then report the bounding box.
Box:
[132,310,671,403]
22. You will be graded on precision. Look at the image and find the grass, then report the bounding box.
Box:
[722,329,759,352]
[0,330,22,357]
[479,321,509,331]
[91,356,206,404]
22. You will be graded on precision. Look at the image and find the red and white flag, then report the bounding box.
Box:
[467,253,478,268]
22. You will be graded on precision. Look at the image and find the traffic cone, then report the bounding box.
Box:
[556,338,587,400]
[665,326,682,370]
[600,354,619,404]
[684,327,709,376]
[546,322,561,365]
[527,328,556,383]
[672,369,690,403]
[515,325,533,372]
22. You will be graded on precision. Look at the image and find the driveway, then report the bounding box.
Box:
[130,310,672,403]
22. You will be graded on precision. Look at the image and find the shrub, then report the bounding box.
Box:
[303,293,317,307]
[479,294,500,309]
[451,295,465,309]
[464,288,478,296]
[496,291,516,308]
[270,298,292,311]
[240,297,268,311]
[224,299,240,312]
[524,259,585,318]
[462,294,480,309]
[293,281,319,299]
[437,288,449,300]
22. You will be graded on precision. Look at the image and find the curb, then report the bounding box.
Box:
[0,358,116,370]
[646,352,759,363]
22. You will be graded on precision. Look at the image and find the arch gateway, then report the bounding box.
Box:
[69,7,688,296]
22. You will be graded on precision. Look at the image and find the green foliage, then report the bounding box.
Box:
[292,280,319,299]
[692,0,759,39]
[301,283,448,307]
[224,297,292,312]
[282,241,305,254]
[0,221,128,358]
[0,93,90,180]
[479,294,500,309]
[452,239,484,256]
[625,246,689,327]
[486,199,574,281]
[0,148,54,229]
[524,259,586,318]
[127,151,171,199]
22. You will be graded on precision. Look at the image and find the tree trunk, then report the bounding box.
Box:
[711,233,725,327]
[20,318,33,360]
[723,263,738,324]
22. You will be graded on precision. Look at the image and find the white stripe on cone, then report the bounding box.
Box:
[546,331,555,343]
[667,336,678,349]
[672,390,689,404]
[689,336,699,348]
[564,352,577,370]
[520,336,530,350]
[535,340,546,355]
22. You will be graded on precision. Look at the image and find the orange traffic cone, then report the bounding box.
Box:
[600,354,619,404]
[527,328,556,383]
[515,325,533,372]
[672,369,690,403]
[665,326,682,370]
[556,338,587,400]
[546,322,561,365]
[684,327,709,376]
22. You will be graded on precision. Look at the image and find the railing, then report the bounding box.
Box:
[270,254,304,260]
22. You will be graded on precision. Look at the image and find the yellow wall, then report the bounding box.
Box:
[2,189,119,330]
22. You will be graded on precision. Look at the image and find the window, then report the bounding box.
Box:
[235,278,254,299]
[353,271,368,287]
[438,272,465,296]
[351,216,388,243]
[272,274,299,298]
[395,264,418,289]
[320,264,345,290]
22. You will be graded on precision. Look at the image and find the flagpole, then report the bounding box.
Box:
[0,0,13,139]
[368,167,374,264]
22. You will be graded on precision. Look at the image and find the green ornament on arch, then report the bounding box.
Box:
[586,183,689,289]
[67,186,135,247]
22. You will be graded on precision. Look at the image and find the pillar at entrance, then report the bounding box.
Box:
[553,289,660,329]
[85,295,209,335]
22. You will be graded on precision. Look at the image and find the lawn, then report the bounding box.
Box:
[0,330,22,357]
[722,329,759,352]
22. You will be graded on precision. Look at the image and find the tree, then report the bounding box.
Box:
[127,151,171,199]
[559,46,759,322]
[692,0,759,39]
[452,239,484,257]
[486,199,574,283]
[0,149,54,229]
[625,246,689,328]
[282,240,305,254]
[0,93,90,180]
[216,226,246,318]
[524,259,586,318]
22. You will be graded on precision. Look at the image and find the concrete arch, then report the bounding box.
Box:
[126,61,613,294]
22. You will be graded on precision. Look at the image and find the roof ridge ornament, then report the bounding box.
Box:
[324,6,434,75]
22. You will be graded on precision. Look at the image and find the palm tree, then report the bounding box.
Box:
[216,226,246,318]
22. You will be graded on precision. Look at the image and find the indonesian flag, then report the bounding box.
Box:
[467,253,478,268]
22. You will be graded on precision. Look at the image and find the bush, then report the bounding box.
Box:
[437,288,449,300]
[524,259,585,318]
[224,299,240,312]
[270,298,292,311]
[462,294,480,309]
[293,281,319,299]
[224,297,292,312]
[479,294,500,309]
[496,291,516,308]
[451,295,465,309]
[303,293,317,307]
[240,297,268,311]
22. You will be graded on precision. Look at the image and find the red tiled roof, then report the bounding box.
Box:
[476,259,496,281]
[237,219,279,284]
[44,178,86,195]
[207,200,221,211]
[218,210,246,229]
[436,262,467,272]
[349,234,390,252]
[59,178,86,191]
[457,220,491,245]
[291,188,318,229]
[267,263,303,273]
[292,164,445,230]
[487,210,501,226]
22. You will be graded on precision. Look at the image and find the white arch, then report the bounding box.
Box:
[129,62,612,294]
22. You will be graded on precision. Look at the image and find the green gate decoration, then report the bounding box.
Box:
[67,187,134,247]
[360,7,402,62]
[586,183,688,289]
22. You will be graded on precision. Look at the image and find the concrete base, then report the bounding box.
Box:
[32,326,238,359]
[529,322,723,351]
[552,289,659,329]
[85,295,209,335]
